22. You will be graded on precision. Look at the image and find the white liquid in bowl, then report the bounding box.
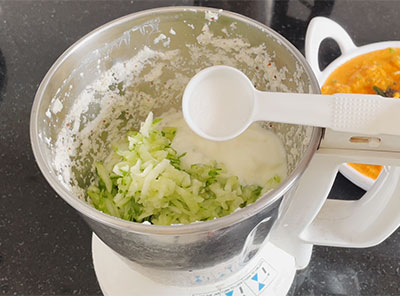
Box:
[161,111,287,186]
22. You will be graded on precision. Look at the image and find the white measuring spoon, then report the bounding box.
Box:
[182,65,400,141]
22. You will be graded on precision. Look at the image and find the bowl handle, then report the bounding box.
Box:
[269,134,400,269]
[305,16,357,81]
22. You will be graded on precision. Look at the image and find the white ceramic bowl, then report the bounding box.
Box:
[305,16,400,190]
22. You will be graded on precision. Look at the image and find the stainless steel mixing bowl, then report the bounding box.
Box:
[30,6,321,285]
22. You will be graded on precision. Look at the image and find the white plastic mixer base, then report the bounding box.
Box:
[92,233,296,296]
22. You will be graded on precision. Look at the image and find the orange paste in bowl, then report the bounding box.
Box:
[321,47,400,180]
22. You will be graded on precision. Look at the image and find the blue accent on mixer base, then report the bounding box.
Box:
[258,283,265,291]
[251,274,258,282]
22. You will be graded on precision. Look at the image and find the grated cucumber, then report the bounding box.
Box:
[86,112,282,225]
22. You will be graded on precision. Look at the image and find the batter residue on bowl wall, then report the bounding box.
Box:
[43,15,310,206]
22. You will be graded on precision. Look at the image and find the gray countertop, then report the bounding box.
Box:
[0,0,399,295]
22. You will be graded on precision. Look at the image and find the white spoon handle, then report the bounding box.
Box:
[254,91,400,136]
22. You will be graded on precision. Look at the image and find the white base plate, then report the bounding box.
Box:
[92,233,296,296]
